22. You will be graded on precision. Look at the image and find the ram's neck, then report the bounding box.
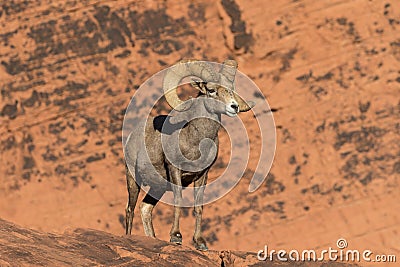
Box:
[174,103,221,166]
[175,97,221,143]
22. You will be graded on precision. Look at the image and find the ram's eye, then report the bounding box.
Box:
[208,89,216,96]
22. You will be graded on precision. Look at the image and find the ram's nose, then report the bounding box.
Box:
[230,103,239,113]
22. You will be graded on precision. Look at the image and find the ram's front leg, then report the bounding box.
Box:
[193,171,208,251]
[169,166,183,244]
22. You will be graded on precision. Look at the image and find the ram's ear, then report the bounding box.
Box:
[234,92,256,112]
[190,79,207,94]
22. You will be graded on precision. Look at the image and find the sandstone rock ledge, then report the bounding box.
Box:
[0,219,358,266]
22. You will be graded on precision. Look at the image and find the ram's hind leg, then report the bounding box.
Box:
[140,188,164,237]
[125,164,140,235]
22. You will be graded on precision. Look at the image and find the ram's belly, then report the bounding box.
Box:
[136,158,168,188]
[136,148,207,190]
[180,170,206,187]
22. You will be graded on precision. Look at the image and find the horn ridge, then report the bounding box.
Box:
[163,60,218,111]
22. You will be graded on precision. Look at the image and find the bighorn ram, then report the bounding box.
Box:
[124,59,255,250]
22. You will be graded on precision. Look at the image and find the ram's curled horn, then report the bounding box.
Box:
[219,59,238,90]
[163,60,219,111]
[220,60,256,112]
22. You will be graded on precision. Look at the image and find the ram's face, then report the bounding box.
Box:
[213,86,240,116]
[163,59,255,115]
[191,81,252,117]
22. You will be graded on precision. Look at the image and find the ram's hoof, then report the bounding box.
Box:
[170,233,182,245]
[194,242,208,251]
[193,237,208,251]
